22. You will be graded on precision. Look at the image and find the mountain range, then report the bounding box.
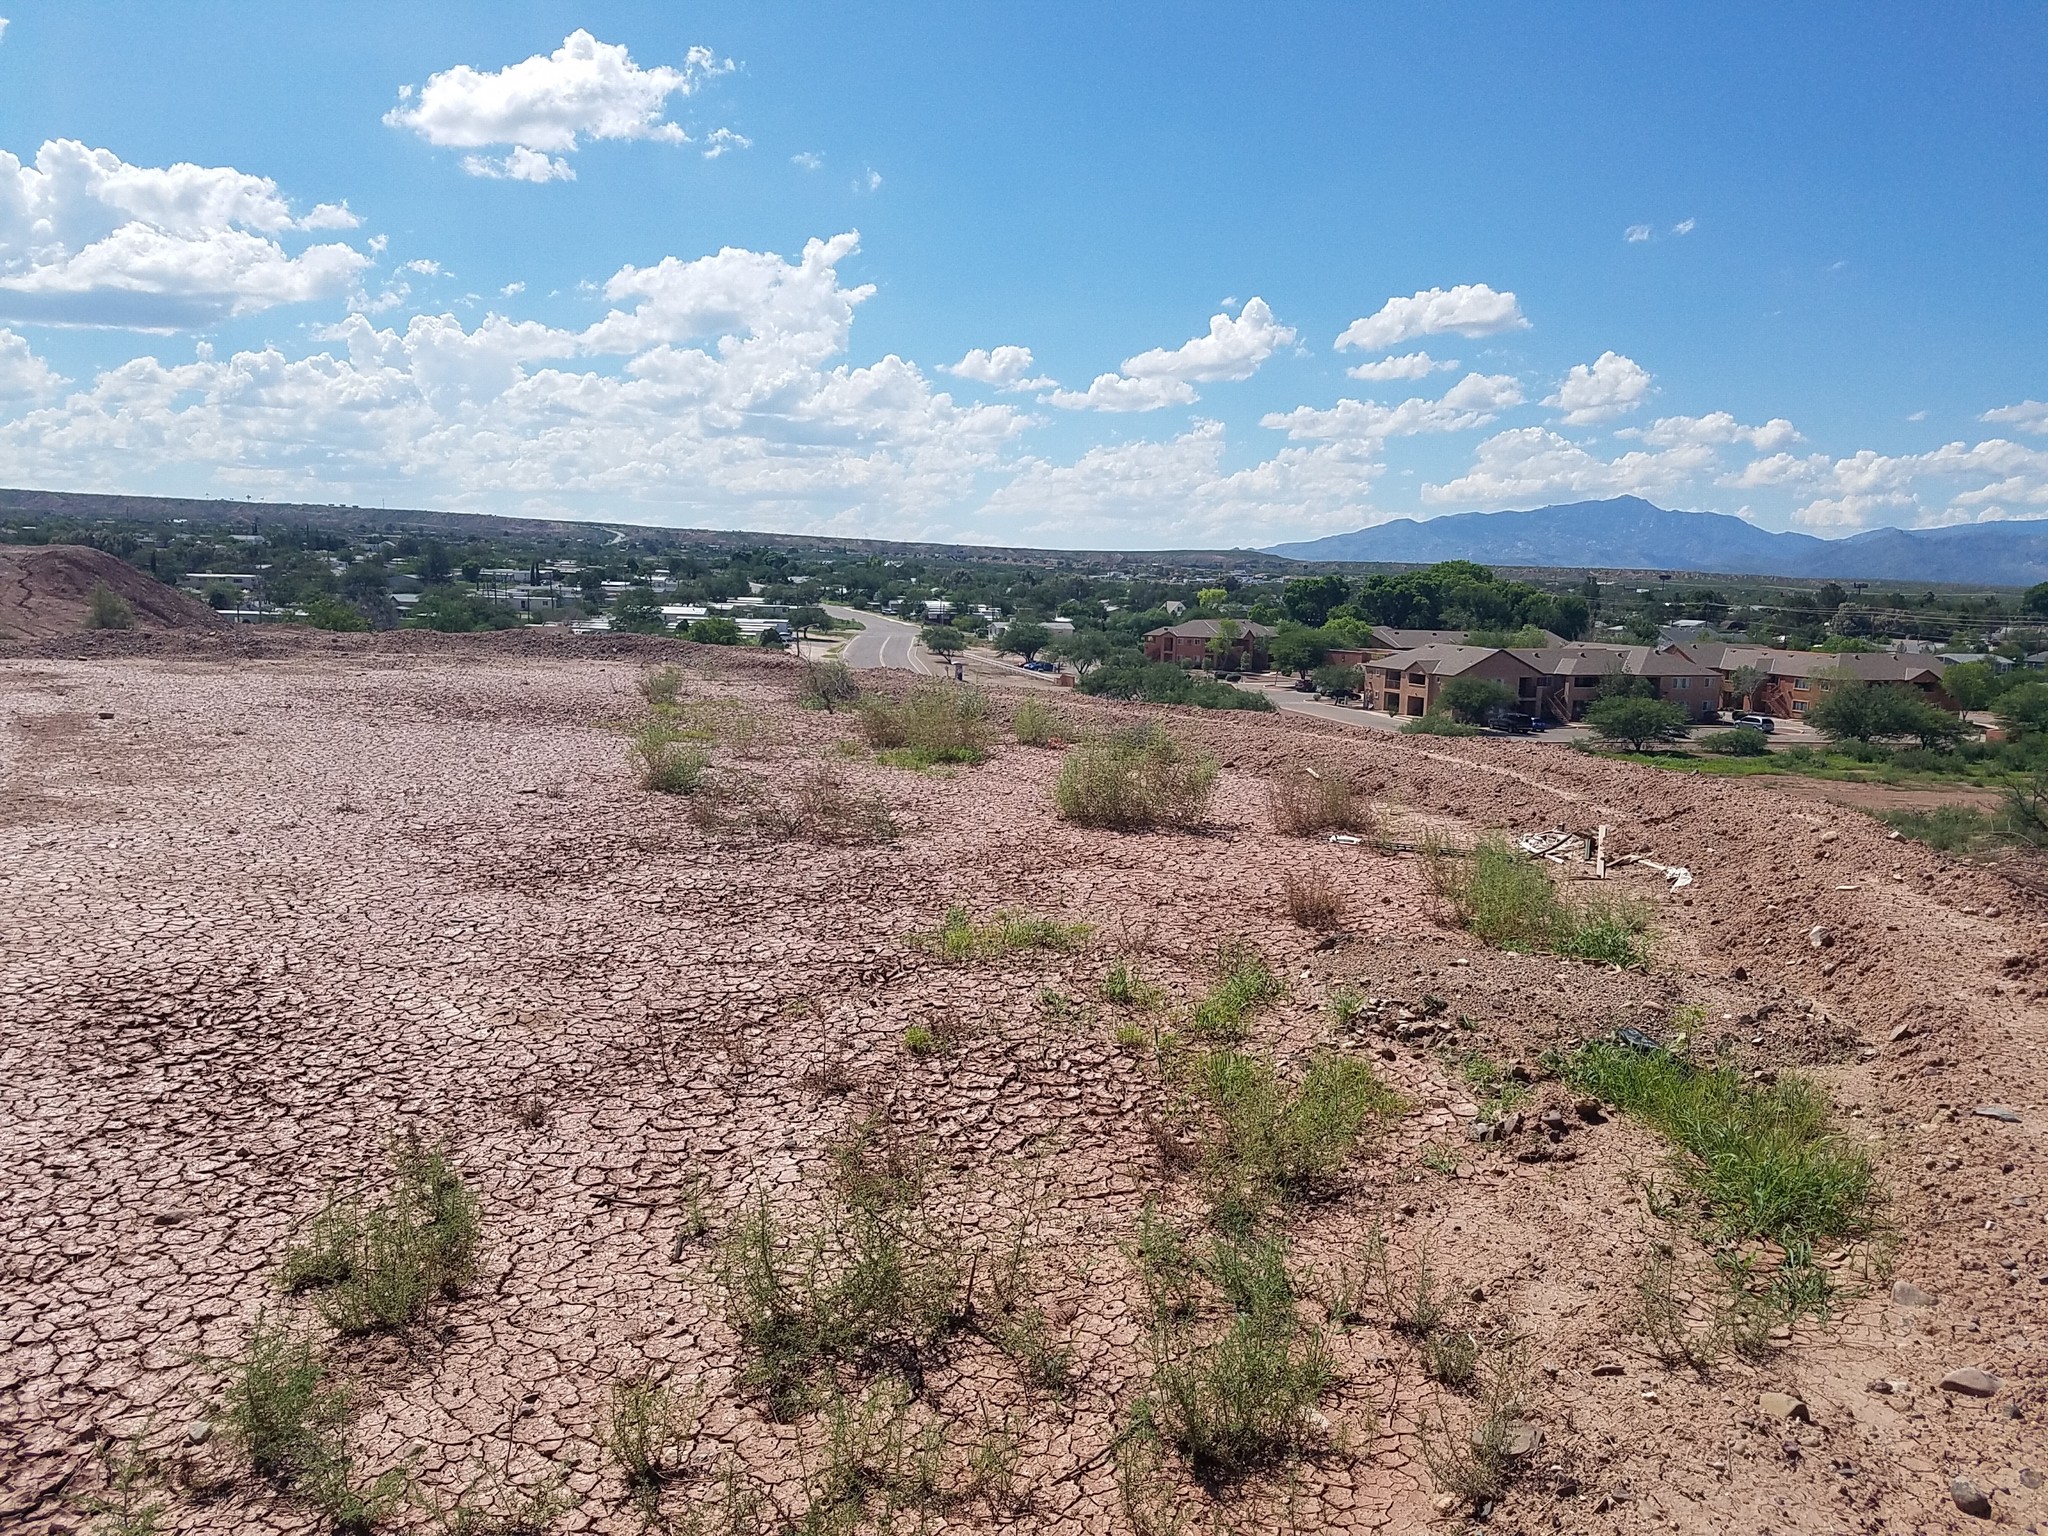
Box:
[1264,497,2048,586]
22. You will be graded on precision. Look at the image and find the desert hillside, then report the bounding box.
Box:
[0,544,227,641]
[1,629,2039,1536]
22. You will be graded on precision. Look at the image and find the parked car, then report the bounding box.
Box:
[1290,677,1316,692]
[1732,712,1776,733]
[1022,659,1058,673]
[1489,709,1535,734]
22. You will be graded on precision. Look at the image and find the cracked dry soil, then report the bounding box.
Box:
[2,630,2043,1535]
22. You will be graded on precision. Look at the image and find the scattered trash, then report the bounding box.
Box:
[1328,833,1362,845]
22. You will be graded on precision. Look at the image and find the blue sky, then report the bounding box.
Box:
[1,3,2045,547]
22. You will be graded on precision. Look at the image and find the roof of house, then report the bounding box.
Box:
[1516,643,1720,679]
[1145,620,1278,640]
[1368,626,1470,650]
[1684,643,1946,684]
[1372,644,1543,678]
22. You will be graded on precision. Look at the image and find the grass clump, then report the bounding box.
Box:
[1101,959,1165,1009]
[771,770,899,846]
[1010,696,1065,746]
[857,683,993,766]
[901,1024,940,1057]
[1267,764,1377,837]
[1441,835,1652,967]
[1188,944,1282,1039]
[1280,869,1345,929]
[1882,802,1994,854]
[1053,721,1218,831]
[1563,1040,1877,1245]
[1195,1051,1403,1228]
[798,659,861,712]
[715,1191,963,1419]
[85,582,136,631]
[924,904,1091,962]
[279,1138,481,1334]
[628,720,712,795]
[638,666,686,707]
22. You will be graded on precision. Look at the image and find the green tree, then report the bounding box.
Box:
[298,596,369,632]
[1049,629,1115,675]
[1313,663,1365,697]
[1995,681,2048,737]
[1269,622,1330,677]
[1586,696,1691,752]
[1204,618,1242,671]
[2023,582,2048,617]
[685,615,743,645]
[421,542,454,585]
[1195,586,1228,610]
[1811,681,1964,747]
[1725,664,1767,710]
[1438,676,1514,724]
[920,624,967,656]
[787,605,830,640]
[611,585,668,634]
[998,621,1051,662]
[1281,574,1350,627]
[1942,661,2010,711]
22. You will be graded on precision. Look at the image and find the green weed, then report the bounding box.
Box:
[1188,944,1282,1039]
[924,905,1091,962]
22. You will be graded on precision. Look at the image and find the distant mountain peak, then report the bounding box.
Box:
[1264,499,2048,584]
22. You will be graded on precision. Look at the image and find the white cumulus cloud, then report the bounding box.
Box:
[1545,350,1652,424]
[1983,399,2048,435]
[1046,299,1292,411]
[944,345,1037,386]
[1624,224,1652,243]
[702,128,751,160]
[0,139,369,329]
[1625,411,1800,451]
[0,325,61,396]
[387,31,735,179]
[1345,350,1455,382]
[1263,372,1524,444]
[1423,426,1715,507]
[1334,283,1527,353]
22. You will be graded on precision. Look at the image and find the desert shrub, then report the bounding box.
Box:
[629,721,712,795]
[923,905,1091,962]
[217,1322,351,1483]
[1010,696,1064,747]
[1281,870,1345,929]
[1443,836,1651,966]
[798,660,861,713]
[84,582,135,631]
[715,1192,962,1418]
[667,699,772,753]
[1564,1040,1877,1245]
[1052,721,1218,831]
[1400,713,1482,736]
[857,684,993,766]
[1143,1232,1333,1478]
[1698,726,1769,756]
[638,666,686,707]
[1266,764,1377,837]
[605,1379,700,1508]
[1195,1050,1402,1227]
[1419,1339,1531,1507]
[1101,960,1165,1009]
[772,770,899,846]
[279,1139,481,1334]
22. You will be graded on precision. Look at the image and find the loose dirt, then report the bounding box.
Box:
[2,631,2041,1535]
[0,544,227,641]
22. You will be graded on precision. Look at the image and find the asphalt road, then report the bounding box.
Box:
[824,605,936,675]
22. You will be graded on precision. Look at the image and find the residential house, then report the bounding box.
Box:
[1142,619,1277,670]
[1368,645,1547,718]
[1686,644,1957,719]
[1519,644,1724,722]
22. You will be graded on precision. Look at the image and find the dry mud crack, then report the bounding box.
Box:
[2,631,2042,1535]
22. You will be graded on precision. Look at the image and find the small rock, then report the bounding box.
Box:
[1939,1367,2001,1398]
[1575,1099,1608,1124]
[1591,1362,1625,1377]
[185,1421,212,1446]
[1972,1105,2022,1124]
[1432,1493,1459,1515]
[1808,924,1835,950]
[2021,1469,2043,1491]
[1887,1022,1914,1042]
[1468,1120,1500,1143]
[1950,1478,1993,1519]
[1489,1421,1542,1459]
[1864,1378,1895,1394]
[1892,1280,1934,1307]
[1759,1391,1809,1422]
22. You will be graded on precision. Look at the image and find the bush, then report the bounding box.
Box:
[1196,1050,1403,1222]
[684,616,744,645]
[771,770,899,846]
[924,905,1091,961]
[1400,712,1482,736]
[1053,721,1218,831]
[279,1139,482,1334]
[1586,695,1692,751]
[1147,1282,1333,1478]
[797,660,861,712]
[84,582,136,631]
[1564,1040,1877,1245]
[1267,764,1376,836]
[299,596,369,632]
[1009,696,1065,746]
[1881,803,1993,854]
[217,1322,350,1483]
[606,1379,699,1506]
[629,722,712,794]
[1698,726,1768,756]
[1189,945,1283,1039]
[638,666,686,707]
[858,684,993,766]
[1281,870,1345,929]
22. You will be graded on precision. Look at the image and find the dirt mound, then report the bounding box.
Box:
[0,544,227,640]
